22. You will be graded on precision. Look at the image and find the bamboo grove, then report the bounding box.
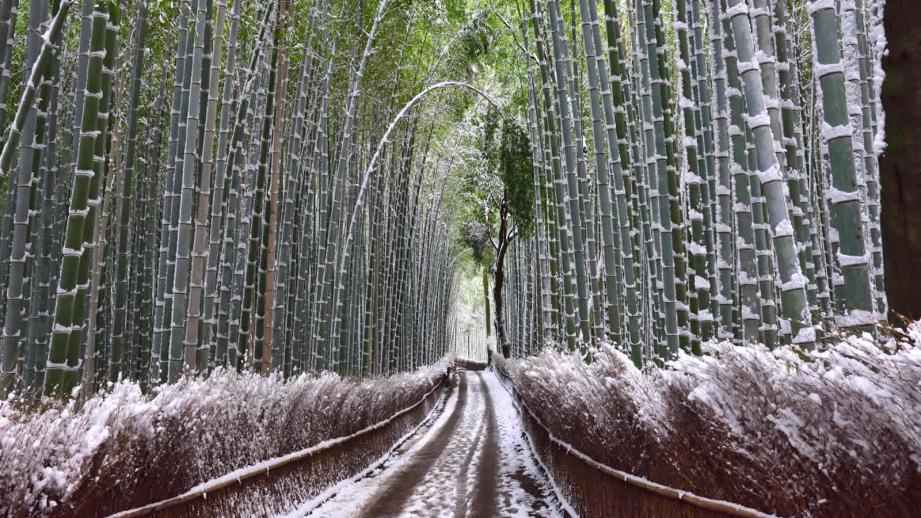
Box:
[496,0,888,365]
[0,0,494,399]
[0,0,894,400]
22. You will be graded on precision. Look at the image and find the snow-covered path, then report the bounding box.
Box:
[289,369,562,517]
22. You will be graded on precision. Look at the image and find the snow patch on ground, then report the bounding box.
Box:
[483,371,563,518]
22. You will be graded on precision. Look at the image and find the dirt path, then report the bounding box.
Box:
[468,372,498,517]
[357,374,470,517]
[296,369,561,518]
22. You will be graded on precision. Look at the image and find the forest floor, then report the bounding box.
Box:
[288,368,563,517]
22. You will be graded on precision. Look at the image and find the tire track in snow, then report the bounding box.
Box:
[356,373,470,517]
[452,373,487,517]
[469,371,498,517]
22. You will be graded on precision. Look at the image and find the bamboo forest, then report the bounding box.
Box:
[1,0,919,516]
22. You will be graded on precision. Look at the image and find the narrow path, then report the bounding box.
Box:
[468,372,498,517]
[292,369,561,517]
[359,374,470,517]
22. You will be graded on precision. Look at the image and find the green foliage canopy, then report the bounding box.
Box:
[457,105,533,267]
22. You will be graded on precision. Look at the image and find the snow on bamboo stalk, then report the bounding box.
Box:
[579,0,642,364]
[11,0,49,394]
[44,3,105,397]
[616,0,660,352]
[263,0,288,373]
[574,0,619,343]
[238,21,279,373]
[185,0,227,371]
[166,0,207,381]
[0,4,62,383]
[294,52,332,373]
[157,7,197,380]
[525,74,553,343]
[547,0,591,345]
[134,72,168,385]
[28,53,62,393]
[842,0,887,319]
[0,0,57,394]
[0,0,19,318]
[750,0,810,341]
[201,0,241,365]
[726,0,813,346]
[110,1,147,382]
[563,3,606,343]
[718,0,771,343]
[635,0,679,356]
[324,0,392,369]
[208,1,271,367]
[677,0,714,350]
[772,0,820,318]
[152,7,190,384]
[706,0,743,341]
[527,0,578,348]
[274,11,321,374]
[80,4,119,395]
[809,0,876,328]
[688,0,730,340]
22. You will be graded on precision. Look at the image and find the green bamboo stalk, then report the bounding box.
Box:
[110,1,147,382]
[0,0,18,139]
[727,0,813,346]
[809,0,875,329]
[547,0,591,346]
[80,3,119,396]
[44,3,106,397]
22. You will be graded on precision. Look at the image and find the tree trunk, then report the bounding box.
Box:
[493,203,511,358]
[881,0,921,321]
[493,251,508,358]
[482,267,491,338]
